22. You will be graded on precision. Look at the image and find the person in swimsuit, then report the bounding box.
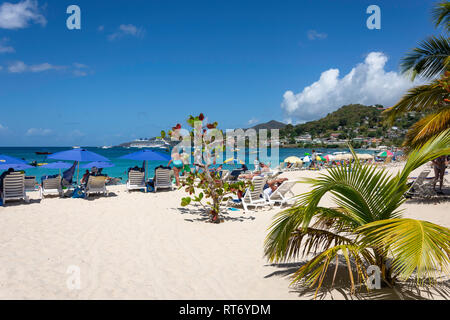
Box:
[168,148,183,186]
[432,155,447,194]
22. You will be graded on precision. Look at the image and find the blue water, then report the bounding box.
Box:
[0,147,375,183]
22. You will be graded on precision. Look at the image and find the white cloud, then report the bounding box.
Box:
[8,61,27,73]
[281,52,420,122]
[0,37,15,53]
[108,24,145,41]
[0,124,7,131]
[8,61,64,73]
[0,0,46,29]
[307,30,327,40]
[247,118,259,125]
[26,128,52,136]
[97,25,104,32]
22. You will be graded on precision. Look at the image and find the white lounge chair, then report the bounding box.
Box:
[126,170,146,193]
[25,176,38,192]
[229,176,267,212]
[39,176,63,199]
[85,176,108,198]
[1,172,29,204]
[154,168,174,192]
[264,180,298,207]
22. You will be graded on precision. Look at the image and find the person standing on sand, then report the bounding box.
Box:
[168,148,183,186]
[432,155,447,195]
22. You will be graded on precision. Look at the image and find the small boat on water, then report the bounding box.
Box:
[35,151,52,155]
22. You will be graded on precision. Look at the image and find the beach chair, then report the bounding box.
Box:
[85,176,108,198]
[24,176,38,192]
[1,172,29,204]
[39,176,63,199]
[154,168,174,192]
[264,180,298,207]
[229,176,267,212]
[126,170,146,193]
[405,170,433,199]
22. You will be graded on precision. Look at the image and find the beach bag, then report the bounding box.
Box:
[72,187,85,199]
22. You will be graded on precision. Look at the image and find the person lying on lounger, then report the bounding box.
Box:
[263,177,289,199]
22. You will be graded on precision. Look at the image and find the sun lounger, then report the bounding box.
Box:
[24,176,38,192]
[85,176,108,198]
[229,176,267,212]
[1,172,29,204]
[154,168,174,192]
[264,180,298,207]
[39,176,63,199]
[405,169,433,199]
[126,170,146,192]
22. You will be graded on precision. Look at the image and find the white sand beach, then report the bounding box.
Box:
[0,165,449,300]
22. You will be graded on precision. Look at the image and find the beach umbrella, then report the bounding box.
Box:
[0,163,33,170]
[303,155,311,162]
[304,152,311,156]
[40,161,73,169]
[82,161,115,169]
[334,153,352,161]
[317,156,325,161]
[47,149,110,162]
[355,153,374,160]
[119,149,170,162]
[119,149,171,180]
[47,149,110,183]
[224,158,245,165]
[284,156,302,164]
[0,154,28,165]
[377,150,394,158]
[324,154,335,162]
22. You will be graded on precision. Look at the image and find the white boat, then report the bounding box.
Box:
[72,146,80,149]
[101,146,112,149]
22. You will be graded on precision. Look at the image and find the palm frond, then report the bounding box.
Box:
[383,78,449,123]
[431,1,450,31]
[291,244,374,298]
[401,35,450,80]
[398,128,450,182]
[264,206,356,263]
[358,219,450,283]
[403,107,450,150]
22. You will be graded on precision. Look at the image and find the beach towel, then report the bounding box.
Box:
[72,187,85,199]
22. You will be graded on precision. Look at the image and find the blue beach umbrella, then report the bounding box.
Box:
[119,149,170,162]
[40,161,73,169]
[0,154,28,165]
[47,149,110,162]
[47,149,110,183]
[82,161,115,169]
[119,149,170,180]
[0,163,33,170]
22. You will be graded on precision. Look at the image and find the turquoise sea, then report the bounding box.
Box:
[0,147,376,183]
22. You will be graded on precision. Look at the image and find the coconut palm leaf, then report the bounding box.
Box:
[383,78,449,123]
[358,219,450,283]
[431,1,450,31]
[403,107,450,150]
[401,35,450,80]
[264,206,357,262]
[291,244,373,298]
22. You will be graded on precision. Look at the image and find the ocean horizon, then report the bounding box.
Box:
[0,146,376,182]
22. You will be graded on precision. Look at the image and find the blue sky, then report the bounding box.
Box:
[0,0,441,146]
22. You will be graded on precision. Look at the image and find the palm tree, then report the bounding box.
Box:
[264,130,450,298]
[384,1,450,149]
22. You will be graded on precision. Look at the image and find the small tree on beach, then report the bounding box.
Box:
[161,114,252,223]
[264,129,450,298]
